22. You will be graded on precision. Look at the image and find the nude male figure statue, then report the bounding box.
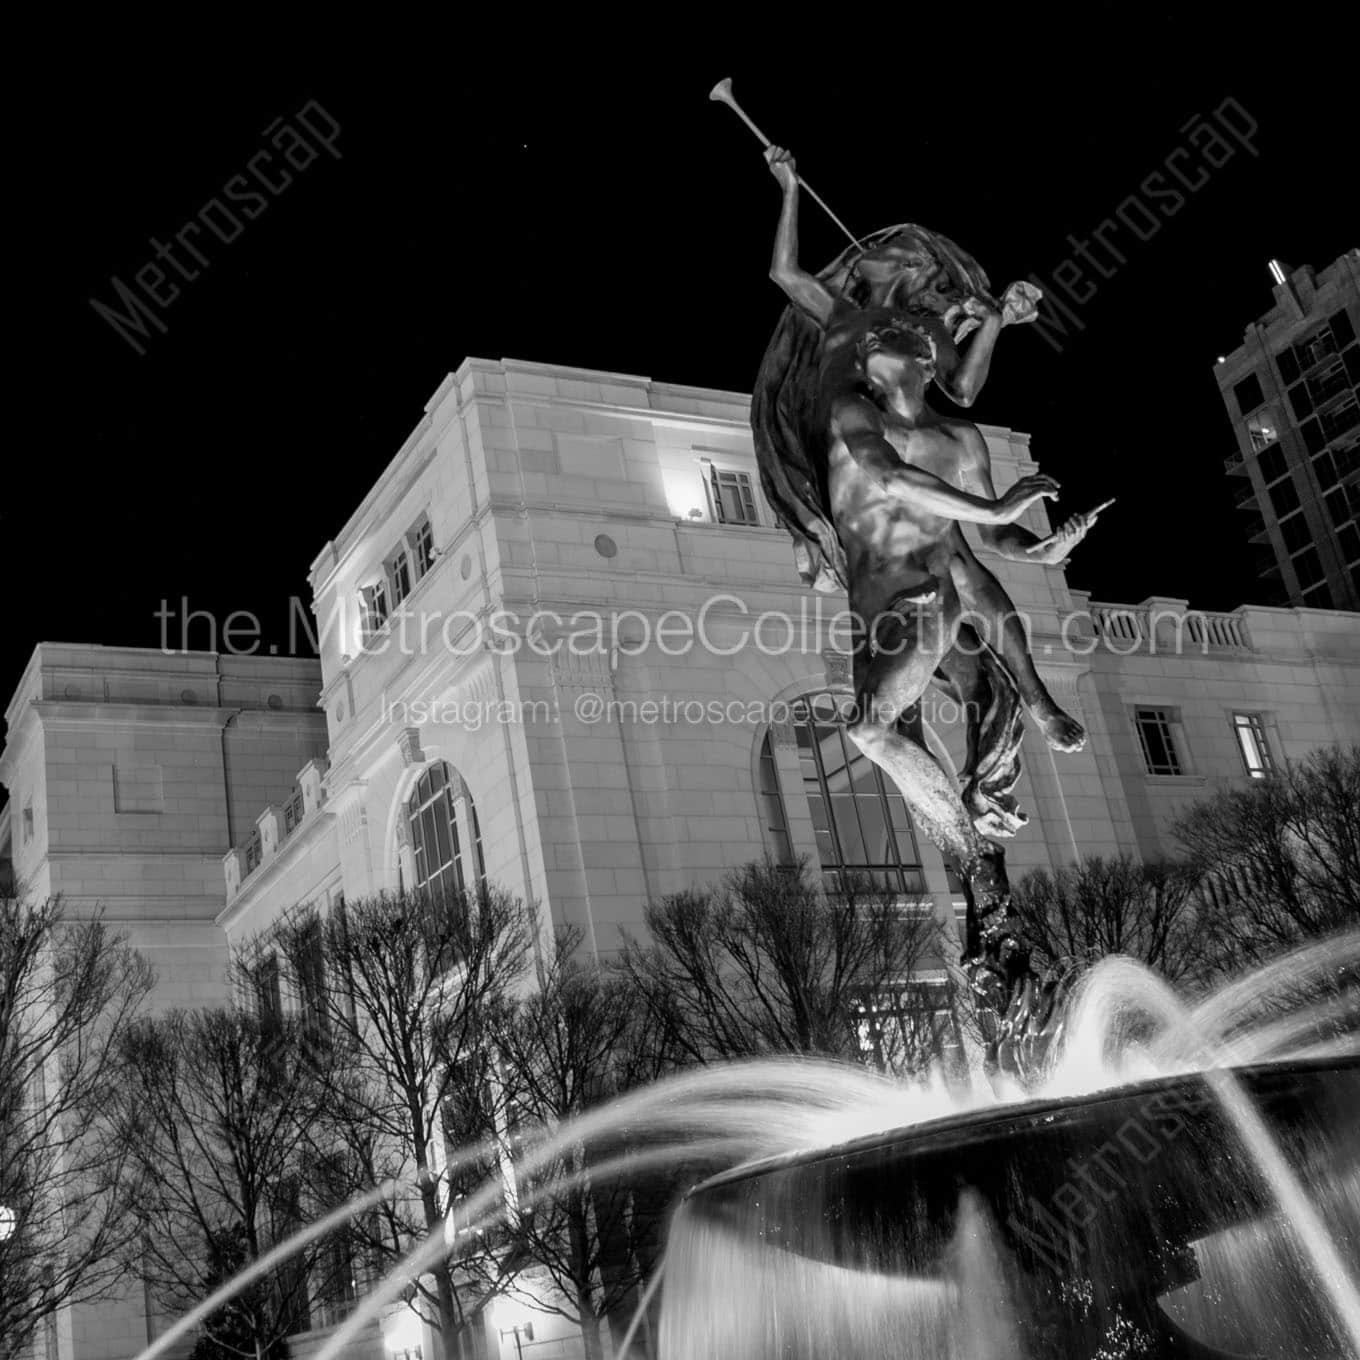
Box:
[764,147,1106,755]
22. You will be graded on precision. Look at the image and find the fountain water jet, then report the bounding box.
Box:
[138,935,1359,1360]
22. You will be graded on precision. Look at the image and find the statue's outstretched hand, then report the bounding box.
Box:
[1001,280,1042,326]
[765,145,798,192]
[996,475,1061,523]
[1024,498,1115,564]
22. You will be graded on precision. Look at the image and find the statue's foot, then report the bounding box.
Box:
[1035,703,1086,753]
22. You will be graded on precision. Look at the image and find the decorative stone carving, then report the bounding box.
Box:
[396,727,424,767]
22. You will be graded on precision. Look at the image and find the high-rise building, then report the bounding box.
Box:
[1215,250,1360,609]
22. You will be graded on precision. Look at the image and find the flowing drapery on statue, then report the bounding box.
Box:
[752,224,1001,596]
[745,135,1110,1077]
[751,229,1030,844]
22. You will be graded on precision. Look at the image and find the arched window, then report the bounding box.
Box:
[778,690,925,894]
[407,762,486,898]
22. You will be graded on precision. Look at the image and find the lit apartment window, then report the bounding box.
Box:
[706,464,760,526]
[1134,707,1184,776]
[1232,713,1275,778]
[412,518,435,579]
[1245,410,1278,452]
[388,548,413,605]
[791,691,924,894]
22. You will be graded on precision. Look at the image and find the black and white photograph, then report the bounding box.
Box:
[3,24,1358,1360]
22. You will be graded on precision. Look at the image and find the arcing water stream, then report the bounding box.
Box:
[136,930,1360,1360]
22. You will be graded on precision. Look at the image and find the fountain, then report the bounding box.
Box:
[666,1053,1359,1358]
[135,936,1359,1360]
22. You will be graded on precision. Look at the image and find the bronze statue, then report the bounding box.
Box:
[714,76,1112,1073]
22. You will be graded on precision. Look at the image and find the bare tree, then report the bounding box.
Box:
[1007,857,1216,988]
[118,1005,344,1360]
[0,895,154,1355]
[492,928,675,1360]
[1175,746,1360,971]
[622,859,951,1073]
[276,887,533,1360]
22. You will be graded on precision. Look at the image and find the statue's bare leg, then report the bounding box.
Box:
[947,551,1085,752]
[845,582,1004,900]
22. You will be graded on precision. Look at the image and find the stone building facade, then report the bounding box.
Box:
[4,357,1360,1360]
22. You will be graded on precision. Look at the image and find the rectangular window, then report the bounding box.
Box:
[1325,487,1352,527]
[283,787,306,834]
[412,518,435,579]
[1232,713,1275,778]
[245,832,263,874]
[1332,308,1357,349]
[388,549,413,605]
[362,580,390,635]
[1257,443,1287,485]
[1320,395,1360,445]
[1292,545,1325,588]
[1279,511,1311,555]
[23,801,33,842]
[254,955,283,1035]
[1232,372,1264,414]
[1294,327,1338,374]
[1338,521,1360,564]
[1245,410,1278,452]
[1268,476,1301,519]
[1307,358,1350,407]
[757,737,793,863]
[296,920,330,1051]
[1300,417,1325,456]
[707,465,760,525]
[1135,707,1183,776]
[1288,380,1314,423]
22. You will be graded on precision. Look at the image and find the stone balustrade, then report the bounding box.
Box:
[223,755,329,900]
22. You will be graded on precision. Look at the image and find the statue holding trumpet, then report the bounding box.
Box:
[711,79,1116,1073]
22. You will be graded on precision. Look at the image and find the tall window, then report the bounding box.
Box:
[362,579,390,635]
[407,763,487,899]
[254,954,282,1031]
[756,735,793,862]
[706,464,759,525]
[295,919,329,1050]
[412,517,435,579]
[790,691,924,894]
[388,548,413,605]
[283,787,306,834]
[1134,707,1184,776]
[1232,713,1275,778]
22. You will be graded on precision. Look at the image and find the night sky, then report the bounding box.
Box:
[8,30,1355,771]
